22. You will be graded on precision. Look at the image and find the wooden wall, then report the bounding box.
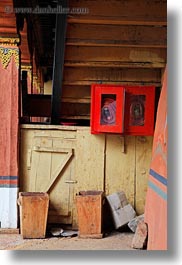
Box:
[20,125,152,227]
[58,0,167,120]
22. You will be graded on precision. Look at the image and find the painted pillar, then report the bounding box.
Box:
[0,39,20,228]
[144,67,167,250]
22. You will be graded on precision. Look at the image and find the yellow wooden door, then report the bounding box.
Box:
[28,133,76,224]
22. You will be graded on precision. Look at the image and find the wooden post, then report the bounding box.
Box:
[144,67,167,250]
[0,39,20,229]
[51,0,68,125]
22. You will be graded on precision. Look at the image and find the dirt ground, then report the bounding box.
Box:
[0,231,136,250]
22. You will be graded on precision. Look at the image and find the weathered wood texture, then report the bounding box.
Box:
[16,1,166,121]
[65,46,166,68]
[135,136,153,215]
[18,192,49,239]
[0,1,17,35]
[63,67,161,84]
[20,125,152,227]
[76,191,104,238]
[105,135,135,205]
[0,52,19,180]
[56,0,167,119]
[66,24,166,48]
[20,128,77,224]
[68,0,167,25]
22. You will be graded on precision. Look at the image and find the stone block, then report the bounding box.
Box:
[106,192,136,229]
[131,221,148,249]
[128,214,144,233]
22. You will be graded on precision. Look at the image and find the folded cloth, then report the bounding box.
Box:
[101,98,116,125]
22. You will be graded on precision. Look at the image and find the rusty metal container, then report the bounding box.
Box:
[76,190,104,238]
[18,192,49,239]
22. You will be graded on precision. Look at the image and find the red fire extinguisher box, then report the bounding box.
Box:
[91,84,125,134]
[124,86,155,136]
[91,84,155,135]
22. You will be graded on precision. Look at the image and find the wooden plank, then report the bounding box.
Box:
[64,61,165,69]
[61,102,90,117]
[66,41,166,49]
[72,128,105,228]
[60,115,90,120]
[61,97,90,104]
[75,129,105,191]
[19,129,35,191]
[135,136,153,215]
[67,17,167,26]
[105,135,136,206]
[64,46,166,67]
[68,0,167,23]
[63,67,161,83]
[33,146,73,153]
[43,149,73,193]
[63,80,161,87]
[62,85,90,99]
[66,24,166,47]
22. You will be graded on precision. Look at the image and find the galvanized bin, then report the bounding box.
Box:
[76,190,104,238]
[18,192,49,239]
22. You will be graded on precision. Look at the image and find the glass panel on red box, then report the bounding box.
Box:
[129,95,146,127]
[101,94,116,126]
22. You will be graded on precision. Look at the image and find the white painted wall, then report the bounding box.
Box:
[0,188,18,228]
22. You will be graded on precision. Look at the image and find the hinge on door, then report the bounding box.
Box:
[65,180,77,184]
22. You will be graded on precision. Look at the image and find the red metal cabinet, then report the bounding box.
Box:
[124,86,155,136]
[91,84,155,135]
[91,84,125,134]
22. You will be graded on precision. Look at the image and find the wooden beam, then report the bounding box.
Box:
[60,115,90,120]
[63,80,161,87]
[62,85,91,98]
[51,0,67,125]
[64,61,165,69]
[62,97,90,104]
[66,41,167,49]
[67,17,167,26]
[63,67,161,83]
[64,46,167,67]
[68,0,167,24]
[66,24,167,48]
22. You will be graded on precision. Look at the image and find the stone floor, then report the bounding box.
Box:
[0,231,137,250]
